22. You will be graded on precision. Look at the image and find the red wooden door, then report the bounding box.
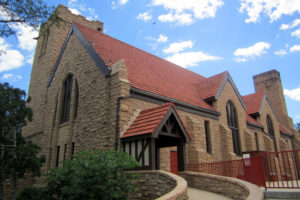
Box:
[170,151,178,174]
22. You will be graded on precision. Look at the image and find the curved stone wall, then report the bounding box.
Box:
[129,170,188,200]
[179,171,263,200]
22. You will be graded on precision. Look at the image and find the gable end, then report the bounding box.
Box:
[215,73,247,110]
[47,23,111,87]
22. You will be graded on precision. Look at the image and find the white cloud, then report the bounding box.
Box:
[284,87,300,101]
[0,38,24,73]
[12,24,38,51]
[112,0,129,9]
[27,53,34,65]
[290,44,300,52]
[163,41,193,54]
[234,58,247,62]
[274,49,287,56]
[280,18,300,30]
[291,29,300,38]
[1,73,22,81]
[280,24,290,30]
[239,0,300,23]
[157,34,168,43]
[137,12,152,22]
[165,51,221,68]
[292,19,300,28]
[151,0,223,25]
[158,13,194,25]
[69,8,81,15]
[233,42,271,62]
[120,0,129,5]
[68,0,77,6]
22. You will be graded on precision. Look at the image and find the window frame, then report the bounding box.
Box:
[226,101,242,156]
[204,120,212,154]
[61,75,73,124]
[266,115,277,152]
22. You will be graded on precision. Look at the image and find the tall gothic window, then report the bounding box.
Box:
[61,75,73,123]
[226,101,242,156]
[266,115,277,152]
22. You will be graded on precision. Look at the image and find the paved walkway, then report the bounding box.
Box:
[188,188,232,200]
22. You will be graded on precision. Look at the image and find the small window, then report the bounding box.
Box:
[226,101,242,156]
[56,145,60,167]
[71,142,75,159]
[204,121,212,154]
[255,133,259,151]
[266,115,277,152]
[48,147,52,169]
[61,75,73,123]
[64,144,67,160]
[40,30,49,55]
[74,81,79,119]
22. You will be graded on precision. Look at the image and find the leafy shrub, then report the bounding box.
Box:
[46,150,140,200]
[17,187,49,200]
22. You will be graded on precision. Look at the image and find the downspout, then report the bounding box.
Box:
[115,95,131,150]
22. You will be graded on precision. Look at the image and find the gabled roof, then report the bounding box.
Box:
[197,71,228,100]
[197,71,247,110]
[242,91,279,120]
[246,114,263,128]
[74,23,215,111]
[121,103,191,142]
[279,124,293,136]
[242,91,265,115]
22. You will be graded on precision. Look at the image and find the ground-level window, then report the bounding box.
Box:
[226,101,242,156]
[71,142,75,159]
[56,145,60,167]
[204,120,211,154]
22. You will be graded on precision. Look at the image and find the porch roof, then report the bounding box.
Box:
[121,102,191,141]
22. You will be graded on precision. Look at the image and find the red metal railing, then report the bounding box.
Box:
[263,150,300,189]
[187,150,300,189]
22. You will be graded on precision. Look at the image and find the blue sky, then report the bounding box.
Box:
[0,0,300,123]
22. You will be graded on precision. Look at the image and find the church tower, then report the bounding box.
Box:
[253,70,294,130]
[23,4,103,139]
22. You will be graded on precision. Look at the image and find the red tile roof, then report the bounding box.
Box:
[242,91,265,115]
[197,71,228,100]
[121,102,191,139]
[74,23,215,111]
[279,124,293,136]
[246,114,263,127]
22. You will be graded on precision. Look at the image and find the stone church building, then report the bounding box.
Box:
[23,5,299,173]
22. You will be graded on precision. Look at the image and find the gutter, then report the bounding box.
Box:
[115,95,131,150]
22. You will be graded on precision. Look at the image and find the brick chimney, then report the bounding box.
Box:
[253,70,294,130]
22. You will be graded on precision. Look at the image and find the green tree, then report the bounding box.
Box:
[45,150,140,200]
[0,82,44,200]
[0,0,53,37]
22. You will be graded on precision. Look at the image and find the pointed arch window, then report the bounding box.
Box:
[266,115,277,152]
[226,101,242,156]
[61,75,73,123]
